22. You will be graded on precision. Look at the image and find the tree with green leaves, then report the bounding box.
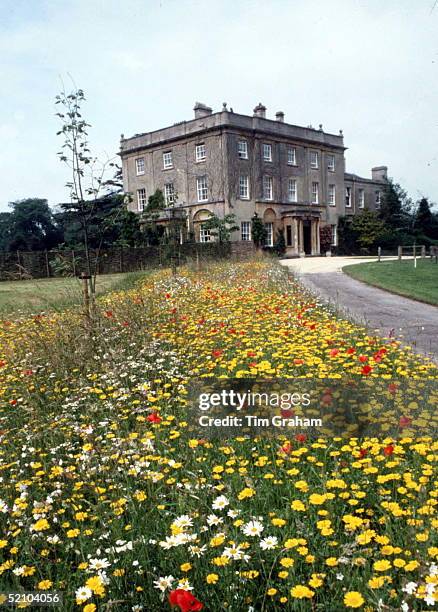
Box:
[251,213,267,249]
[379,179,412,230]
[352,210,386,250]
[414,197,435,238]
[201,213,239,244]
[1,199,62,252]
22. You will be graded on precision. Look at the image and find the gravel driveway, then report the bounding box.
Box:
[280,256,438,362]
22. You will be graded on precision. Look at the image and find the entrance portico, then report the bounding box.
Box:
[283,213,321,257]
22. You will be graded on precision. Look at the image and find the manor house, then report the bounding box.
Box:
[120,102,388,256]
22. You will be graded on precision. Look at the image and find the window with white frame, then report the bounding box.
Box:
[238,140,248,159]
[288,178,297,202]
[263,143,272,162]
[263,176,273,200]
[375,190,381,208]
[287,146,297,165]
[359,188,365,208]
[265,222,273,247]
[164,182,175,204]
[328,184,336,206]
[195,143,206,162]
[310,151,319,169]
[327,154,335,172]
[199,224,211,243]
[135,157,145,175]
[163,151,173,169]
[239,175,249,199]
[311,181,319,204]
[137,188,147,212]
[196,176,208,202]
[241,221,251,241]
[345,186,352,207]
[331,224,337,246]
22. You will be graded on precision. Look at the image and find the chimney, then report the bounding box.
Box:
[371,166,388,181]
[275,111,284,122]
[253,103,266,118]
[194,102,212,119]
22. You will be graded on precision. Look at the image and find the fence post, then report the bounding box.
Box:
[421,245,426,259]
[16,251,22,279]
[397,245,402,261]
[119,247,124,273]
[45,250,50,278]
[378,246,381,262]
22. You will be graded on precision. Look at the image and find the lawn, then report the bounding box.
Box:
[0,271,149,315]
[0,260,437,610]
[343,259,438,305]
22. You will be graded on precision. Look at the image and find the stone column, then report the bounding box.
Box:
[316,219,320,255]
[298,219,304,256]
[293,218,299,255]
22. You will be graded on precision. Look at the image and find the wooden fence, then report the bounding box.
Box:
[0,242,255,281]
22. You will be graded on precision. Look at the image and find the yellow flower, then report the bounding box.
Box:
[373,560,391,572]
[206,573,218,584]
[326,557,338,567]
[37,580,53,590]
[0,541,7,549]
[344,591,365,608]
[32,519,49,532]
[309,493,326,505]
[180,563,192,572]
[280,557,294,568]
[290,500,306,511]
[85,575,105,596]
[83,605,96,612]
[290,585,314,599]
[267,588,277,596]
[238,487,255,500]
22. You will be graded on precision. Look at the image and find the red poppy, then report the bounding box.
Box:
[321,391,333,406]
[294,358,304,365]
[248,362,258,368]
[9,399,17,406]
[0,360,6,368]
[358,355,368,363]
[361,365,373,375]
[383,444,394,456]
[247,351,257,358]
[399,415,412,428]
[121,321,129,327]
[104,310,113,318]
[329,348,340,357]
[147,412,161,424]
[165,293,171,299]
[388,383,398,395]
[211,349,223,358]
[346,348,356,355]
[281,409,295,418]
[168,589,203,612]
[280,441,292,454]
[295,433,307,443]
[359,448,368,457]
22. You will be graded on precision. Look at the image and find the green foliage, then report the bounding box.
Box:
[414,197,438,240]
[319,225,333,253]
[1,199,62,252]
[201,213,239,244]
[379,179,412,230]
[251,213,267,248]
[273,228,286,255]
[337,212,387,254]
[146,189,166,213]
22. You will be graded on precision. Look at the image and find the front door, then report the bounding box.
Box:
[303,220,312,255]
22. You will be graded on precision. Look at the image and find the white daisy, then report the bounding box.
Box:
[260,536,278,550]
[75,586,92,602]
[153,575,175,592]
[242,520,264,537]
[212,495,229,510]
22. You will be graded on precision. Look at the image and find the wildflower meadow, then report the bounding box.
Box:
[0,259,437,611]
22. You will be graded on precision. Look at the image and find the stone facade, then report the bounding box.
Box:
[120,102,388,256]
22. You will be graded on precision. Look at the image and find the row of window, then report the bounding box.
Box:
[345,186,381,208]
[135,144,336,175]
[137,181,381,211]
[201,220,338,249]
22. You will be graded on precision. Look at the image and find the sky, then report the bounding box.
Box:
[1,0,437,212]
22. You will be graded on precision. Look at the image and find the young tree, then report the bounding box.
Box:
[351,210,386,251]
[56,85,121,296]
[251,213,267,249]
[201,213,239,243]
